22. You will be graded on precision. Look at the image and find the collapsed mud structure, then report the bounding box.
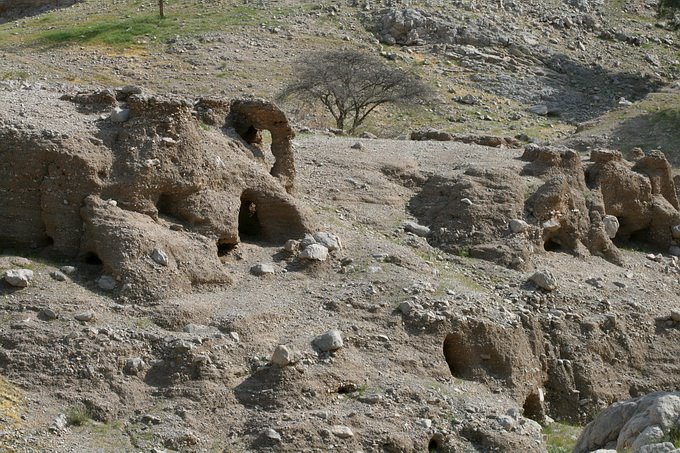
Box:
[410,144,680,270]
[0,87,315,299]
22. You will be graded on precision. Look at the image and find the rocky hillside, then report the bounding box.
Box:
[1,1,680,453]
[0,0,679,152]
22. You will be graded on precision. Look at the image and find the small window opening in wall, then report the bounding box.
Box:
[544,239,562,252]
[84,252,102,265]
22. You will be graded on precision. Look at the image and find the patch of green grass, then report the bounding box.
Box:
[0,70,30,81]
[134,317,155,329]
[667,425,680,447]
[66,406,92,427]
[543,421,582,453]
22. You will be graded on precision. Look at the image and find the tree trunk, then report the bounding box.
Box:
[159,0,165,18]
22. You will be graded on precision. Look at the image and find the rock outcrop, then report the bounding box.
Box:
[574,392,680,453]
[410,144,680,270]
[0,87,315,300]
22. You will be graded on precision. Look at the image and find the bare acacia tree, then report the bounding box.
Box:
[279,49,433,133]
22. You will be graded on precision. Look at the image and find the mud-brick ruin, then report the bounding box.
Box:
[0,87,315,299]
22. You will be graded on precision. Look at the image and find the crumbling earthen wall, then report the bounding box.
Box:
[0,87,315,300]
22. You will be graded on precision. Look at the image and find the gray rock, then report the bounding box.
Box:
[313,330,343,352]
[124,357,145,375]
[331,425,354,438]
[358,393,382,404]
[639,442,678,453]
[300,244,329,261]
[399,300,416,315]
[509,219,530,234]
[351,142,363,150]
[4,269,34,287]
[574,392,680,453]
[403,221,431,237]
[74,310,96,322]
[39,308,58,320]
[603,215,620,238]
[250,263,276,276]
[50,270,67,281]
[110,107,130,123]
[671,310,680,322]
[51,413,68,432]
[530,270,557,291]
[669,246,680,257]
[60,265,76,274]
[632,425,665,451]
[528,104,549,115]
[271,344,295,367]
[299,233,317,249]
[261,428,282,442]
[283,239,300,253]
[97,275,117,291]
[150,248,169,266]
[313,232,342,251]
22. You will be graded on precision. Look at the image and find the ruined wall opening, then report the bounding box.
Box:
[544,239,563,252]
[84,252,102,265]
[238,193,262,240]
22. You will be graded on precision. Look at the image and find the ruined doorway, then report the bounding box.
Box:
[238,191,262,240]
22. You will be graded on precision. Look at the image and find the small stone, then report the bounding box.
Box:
[51,413,68,432]
[313,232,342,251]
[4,269,33,287]
[39,308,58,320]
[271,345,295,367]
[97,275,117,291]
[262,428,282,442]
[416,418,432,429]
[124,357,145,375]
[229,331,240,342]
[671,310,680,322]
[331,425,354,439]
[283,239,300,253]
[250,263,276,276]
[351,142,363,150]
[603,215,620,239]
[313,330,343,352]
[530,270,557,291]
[398,301,416,315]
[403,221,431,237]
[528,104,549,115]
[358,393,382,404]
[150,248,169,266]
[509,219,530,234]
[74,310,96,322]
[300,244,329,261]
[60,265,76,274]
[50,270,67,281]
[497,415,515,431]
[460,198,473,205]
[299,234,317,248]
[110,107,130,123]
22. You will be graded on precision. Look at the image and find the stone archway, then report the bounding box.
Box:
[227,99,296,194]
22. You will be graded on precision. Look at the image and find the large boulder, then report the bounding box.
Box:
[574,392,680,453]
[0,87,315,300]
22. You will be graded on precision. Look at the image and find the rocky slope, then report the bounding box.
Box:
[1,83,680,453]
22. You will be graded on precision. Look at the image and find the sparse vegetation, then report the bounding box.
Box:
[66,406,92,427]
[543,422,582,453]
[279,49,434,134]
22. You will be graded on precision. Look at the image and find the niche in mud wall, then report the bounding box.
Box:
[238,191,262,240]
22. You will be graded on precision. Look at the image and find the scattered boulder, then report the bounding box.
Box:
[49,270,67,281]
[530,270,557,291]
[271,345,295,367]
[74,310,96,322]
[109,107,130,123]
[4,269,33,287]
[250,263,276,276]
[150,248,169,267]
[509,219,530,234]
[312,232,342,251]
[403,221,431,237]
[574,392,680,453]
[331,425,354,439]
[97,274,117,291]
[300,244,329,261]
[124,357,145,375]
[313,330,343,352]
